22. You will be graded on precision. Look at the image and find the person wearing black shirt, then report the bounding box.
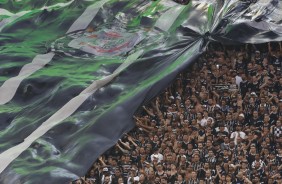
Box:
[215,124,229,144]
[235,113,248,127]
[246,62,257,77]
[220,91,231,106]
[247,145,257,165]
[269,49,282,68]
[112,169,124,184]
[248,76,261,94]
[199,72,207,86]
[239,74,249,98]
[258,96,271,114]
[235,53,247,71]
[220,100,230,115]
[244,97,259,123]
[130,151,140,167]
[248,110,263,128]
[254,50,263,66]
[263,114,275,128]
[120,155,132,179]
[269,105,279,123]
[225,112,236,132]
[266,78,277,94]
[235,172,244,184]
[272,54,282,69]
[274,77,282,93]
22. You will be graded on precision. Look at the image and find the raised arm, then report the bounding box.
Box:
[142,106,155,117]
[127,135,138,148]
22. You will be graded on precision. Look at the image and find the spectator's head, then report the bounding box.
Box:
[157,164,163,171]
[255,154,261,161]
[166,153,174,164]
[197,112,202,119]
[226,174,232,182]
[89,169,95,177]
[215,112,222,121]
[235,124,243,131]
[199,180,205,184]
[270,105,278,112]
[223,149,229,156]
[276,120,282,127]
[139,173,146,183]
[208,150,214,157]
[125,154,131,161]
[148,169,155,180]
[104,175,111,183]
[115,169,122,177]
[191,95,198,104]
[241,73,247,80]
[193,153,200,162]
[117,177,124,184]
[219,123,226,131]
[235,170,243,179]
[186,164,193,172]
[154,176,160,183]
[187,143,193,150]
[223,136,229,143]
[241,160,248,169]
[160,177,167,184]
[197,142,203,150]
[253,110,259,118]
[229,141,235,148]
[238,113,245,120]
[205,170,212,178]
[191,171,197,179]
[250,145,257,153]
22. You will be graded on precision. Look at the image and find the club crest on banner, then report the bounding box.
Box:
[51,28,144,58]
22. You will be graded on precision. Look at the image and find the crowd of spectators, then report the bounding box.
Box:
[74,42,282,184]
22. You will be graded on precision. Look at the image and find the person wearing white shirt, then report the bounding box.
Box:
[235,74,242,87]
[200,111,213,127]
[127,168,139,184]
[230,124,246,145]
[150,148,163,163]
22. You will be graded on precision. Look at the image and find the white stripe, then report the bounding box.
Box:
[0,1,75,32]
[66,0,109,34]
[0,11,29,32]
[155,4,186,32]
[0,53,55,105]
[0,0,109,105]
[0,50,143,173]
